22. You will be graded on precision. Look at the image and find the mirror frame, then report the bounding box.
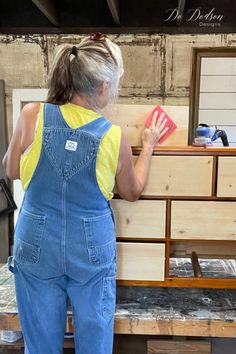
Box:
[189,47,236,145]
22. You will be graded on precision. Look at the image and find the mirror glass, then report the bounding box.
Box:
[189,49,236,147]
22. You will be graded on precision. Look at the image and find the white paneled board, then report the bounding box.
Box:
[12,88,189,222]
[199,57,236,147]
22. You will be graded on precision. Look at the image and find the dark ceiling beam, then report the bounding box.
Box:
[107,0,120,26]
[31,0,59,26]
[177,0,186,26]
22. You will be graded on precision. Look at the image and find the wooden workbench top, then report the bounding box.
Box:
[0,263,236,337]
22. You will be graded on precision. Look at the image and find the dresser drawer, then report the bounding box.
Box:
[217,157,236,197]
[171,201,236,240]
[141,156,213,196]
[116,242,165,281]
[111,200,166,239]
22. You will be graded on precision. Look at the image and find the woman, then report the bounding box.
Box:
[3,33,167,354]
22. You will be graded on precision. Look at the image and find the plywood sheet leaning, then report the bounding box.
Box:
[103,104,189,146]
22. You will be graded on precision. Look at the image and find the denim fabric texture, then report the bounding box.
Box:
[9,103,117,354]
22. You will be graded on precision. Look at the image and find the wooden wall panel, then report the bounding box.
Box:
[142,156,213,196]
[116,242,165,281]
[111,200,166,239]
[147,339,211,353]
[217,157,236,197]
[171,201,236,240]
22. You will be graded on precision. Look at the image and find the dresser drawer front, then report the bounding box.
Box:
[141,156,213,196]
[171,201,236,240]
[217,157,236,197]
[111,200,166,239]
[116,242,165,281]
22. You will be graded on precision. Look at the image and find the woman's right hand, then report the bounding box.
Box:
[115,111,169,202]
[141,111,169,150]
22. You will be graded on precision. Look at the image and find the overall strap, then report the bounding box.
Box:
[43,103,69,128]
[79,117,112,140]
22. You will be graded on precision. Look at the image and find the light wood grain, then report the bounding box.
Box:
[102,104,189,146]
[147,340,211,353]
[111,200,166,239]
[116,242,165,281]
[141,156,213,196]
[217,157,236,197]
[171,201,236,240]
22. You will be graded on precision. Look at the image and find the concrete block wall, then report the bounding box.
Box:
[0,33,236,139]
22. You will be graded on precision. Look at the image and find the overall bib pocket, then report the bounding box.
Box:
[83,212,116,265]
[13,208,46,264]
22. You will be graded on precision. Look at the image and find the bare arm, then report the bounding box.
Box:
[115,113,168,201]
[2,102,40,180]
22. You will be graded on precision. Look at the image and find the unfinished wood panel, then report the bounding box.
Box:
[111,200,166,239]
[116,243,165,281]
[217,157,236,197]
[142,156,213,196]
[147,339,211,353]
[201,57,236,75]
[102,104,189,146]
[171,201,236,240]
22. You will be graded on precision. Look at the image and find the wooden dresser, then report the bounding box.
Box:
[112,147,236,288]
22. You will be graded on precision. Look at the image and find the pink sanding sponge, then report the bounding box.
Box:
[145,105,177,144]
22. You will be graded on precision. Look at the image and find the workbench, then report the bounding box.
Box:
[0,263,236,342]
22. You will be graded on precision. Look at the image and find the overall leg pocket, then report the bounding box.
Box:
[102,275,116,321]
[13,208,46,264]
[83,212,116,265]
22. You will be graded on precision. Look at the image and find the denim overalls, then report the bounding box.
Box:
[9,103,117,354]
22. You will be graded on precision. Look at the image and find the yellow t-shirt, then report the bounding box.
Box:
[20,103,121,200]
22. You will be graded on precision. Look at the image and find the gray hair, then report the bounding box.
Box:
[47,36,124,106]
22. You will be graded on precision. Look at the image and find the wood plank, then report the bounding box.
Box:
[199,93,236,109]
[114,318,236,337]
[116,242,165,281]
[141,156,213,196]
[201,57,236,75]
[147,339,211,353]
[200,75,236,93]
[217,157,236,197]
[111,200,166,239]
[171,201,236,240]
[102,104,189,146]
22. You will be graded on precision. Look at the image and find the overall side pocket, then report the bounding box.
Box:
[13,208,46,264]
[83,212,116,265]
